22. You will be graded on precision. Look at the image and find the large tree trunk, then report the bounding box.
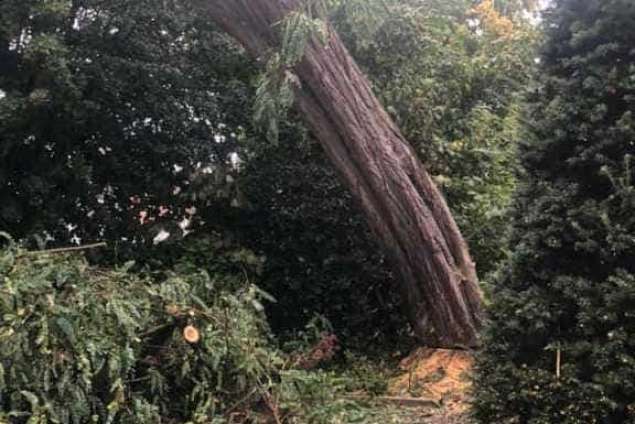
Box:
[202,0,483,348]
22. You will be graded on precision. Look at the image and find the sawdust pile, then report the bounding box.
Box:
[388,348,474,414]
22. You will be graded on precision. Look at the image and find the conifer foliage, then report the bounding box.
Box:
[475,0,635,422]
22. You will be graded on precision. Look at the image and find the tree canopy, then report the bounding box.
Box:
[0,0,252,250]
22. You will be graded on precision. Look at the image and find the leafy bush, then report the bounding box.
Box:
[0,239,280,423]
[0,236,397,423]
[475,1,635,422]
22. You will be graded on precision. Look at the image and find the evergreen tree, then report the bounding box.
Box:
[475,0,635,422]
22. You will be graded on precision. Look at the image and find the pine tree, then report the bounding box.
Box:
[475,0,635,422]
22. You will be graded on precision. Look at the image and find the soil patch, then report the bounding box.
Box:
[388,348,474,416]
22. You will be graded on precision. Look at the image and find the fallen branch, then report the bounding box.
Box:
[343,394,440,408]
[22,242,107,256]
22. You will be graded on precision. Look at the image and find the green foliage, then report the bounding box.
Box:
[493,0,542,17]
[0,0,252,247]
[279,370,370,423]
[238,133,411,346]
[254,54,299,144]
[335,352,392,396]
[341,0,536,277]
[0,243,283,423]
[253,0,330,144]
[280,8,329,66]
[0,238,403,423]
[475,0,635,422]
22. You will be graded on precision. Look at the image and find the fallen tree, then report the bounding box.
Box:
[201,0,483,348]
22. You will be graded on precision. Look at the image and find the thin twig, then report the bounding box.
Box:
[140,323,175,339]
[226,388,258,415]
[22,242,107,256]
[262,392,283,424]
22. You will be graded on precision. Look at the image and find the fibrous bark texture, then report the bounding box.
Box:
[202,0,483,348]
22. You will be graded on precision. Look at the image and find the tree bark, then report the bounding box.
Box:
[201,0,483,348]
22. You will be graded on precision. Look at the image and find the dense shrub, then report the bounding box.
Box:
[475,1,635,422]
[0,240,283,423]
[0,235,402,423]
[238,135,409,347]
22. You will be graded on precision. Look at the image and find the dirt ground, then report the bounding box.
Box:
[375,347,475,423]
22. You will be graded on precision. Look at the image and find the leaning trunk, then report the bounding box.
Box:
[202,0,483,348]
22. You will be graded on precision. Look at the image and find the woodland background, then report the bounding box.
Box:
[1,0,634,423]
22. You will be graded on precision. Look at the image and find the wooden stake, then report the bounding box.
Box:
[556,347,561,379]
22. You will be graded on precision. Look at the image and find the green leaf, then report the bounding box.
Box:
[55,317,76,344]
